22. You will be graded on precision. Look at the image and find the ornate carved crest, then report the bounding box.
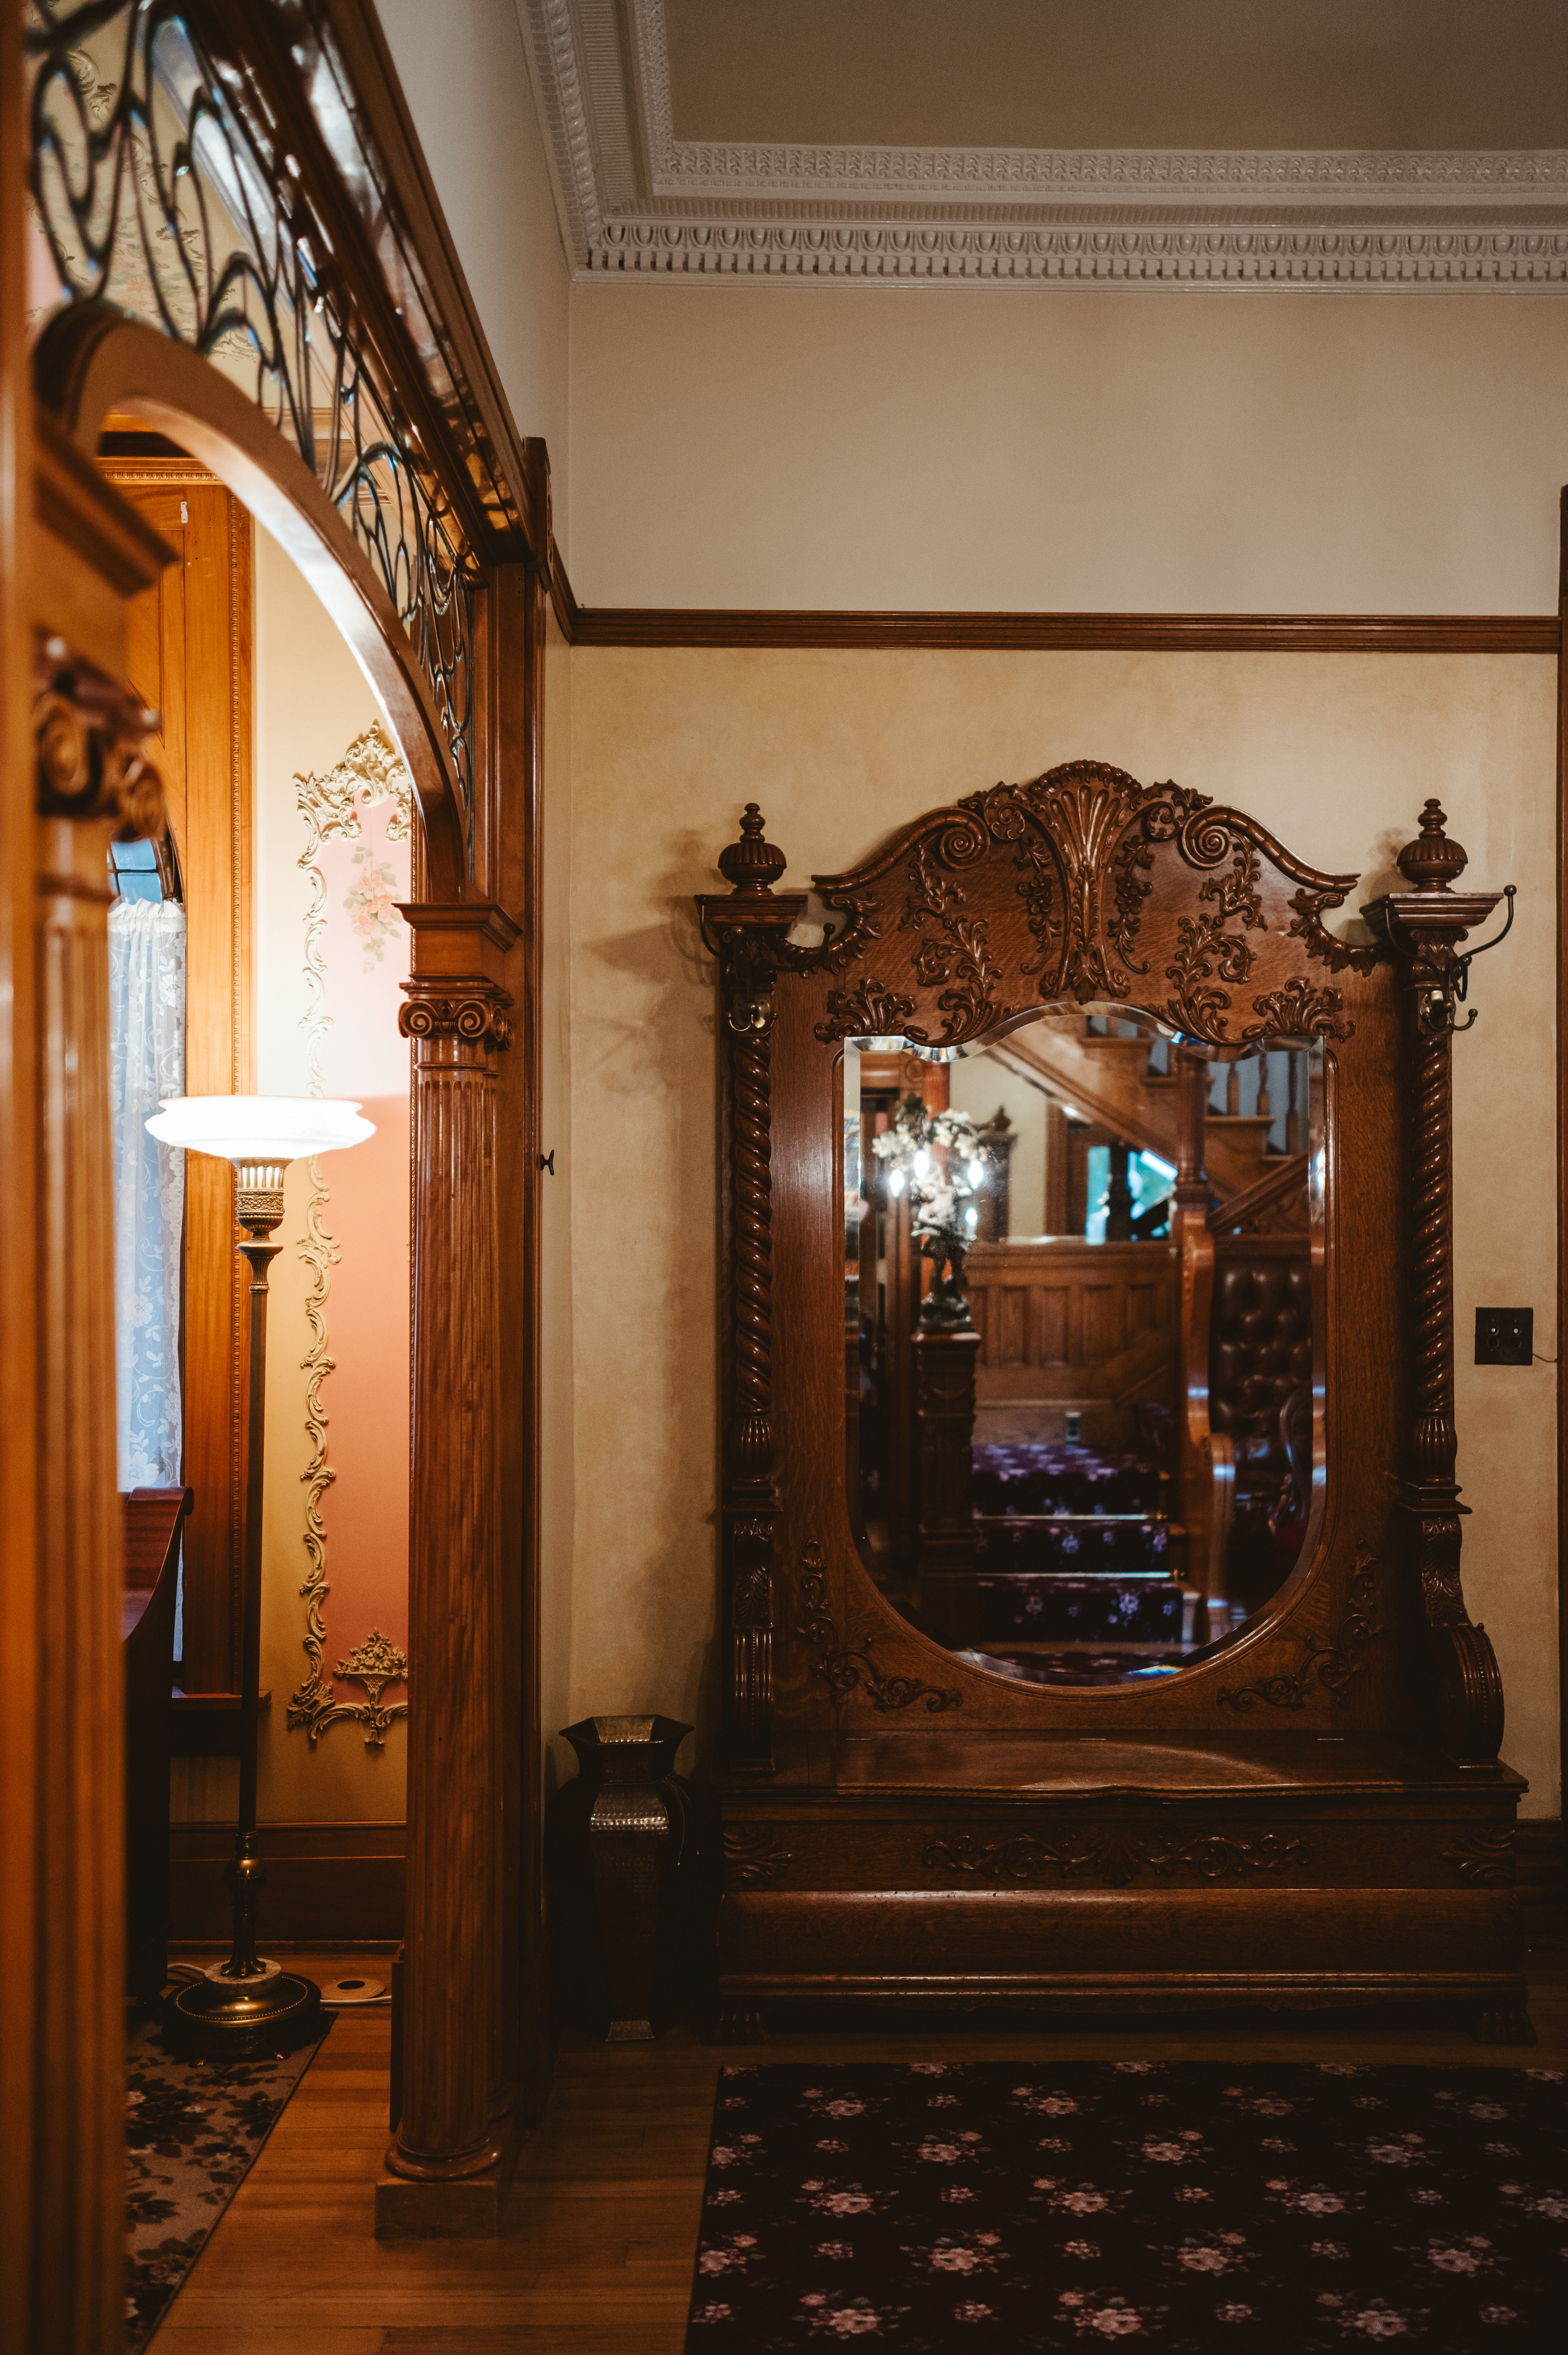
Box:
[803,761,1370,1047]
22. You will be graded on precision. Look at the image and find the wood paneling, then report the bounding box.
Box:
[568,606,1558,654]
[170,1821,406,1945]
[0,10,38,2341]
[98,456,254,1699]
[1559,487,1568,1874]
[966,1238,1177,1446]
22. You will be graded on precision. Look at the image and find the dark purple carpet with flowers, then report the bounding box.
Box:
[125,2014,331,2348]
[684,2060,1565,2350]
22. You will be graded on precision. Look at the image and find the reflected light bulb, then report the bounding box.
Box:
[964,1205,978,1230]
[912,1147,931,1179]
[888,1168,906,1197]
[968,1157,984,1187]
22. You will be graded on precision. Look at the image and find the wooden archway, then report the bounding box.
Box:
[36,303,468,898]
[18,243,545,2355]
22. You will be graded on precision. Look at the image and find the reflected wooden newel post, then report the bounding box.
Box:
[381,900,521,2221]
[1172,1046,1226,1623]
[33,644,166,2350]
[696,810,806,1786]
[1365,802,1513,1779]
[912,1291,982,1649]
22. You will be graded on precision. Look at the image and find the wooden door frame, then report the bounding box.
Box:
[97,451,256,1713]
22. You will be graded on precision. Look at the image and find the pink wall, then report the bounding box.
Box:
[313,802,411,1657]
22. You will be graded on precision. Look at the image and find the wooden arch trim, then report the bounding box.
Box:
[32,305,468,902]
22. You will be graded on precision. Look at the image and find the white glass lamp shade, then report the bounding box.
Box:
[145,1095,375,1163]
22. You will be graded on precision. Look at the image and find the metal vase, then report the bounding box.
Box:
[554,1715,695,2041]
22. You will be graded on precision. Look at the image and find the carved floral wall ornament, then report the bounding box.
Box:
[286,724,413,1750]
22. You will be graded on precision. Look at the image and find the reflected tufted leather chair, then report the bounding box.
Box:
[1209,1254,1312,1537]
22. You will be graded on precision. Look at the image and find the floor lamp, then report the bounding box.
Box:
[146,1094,374,2056]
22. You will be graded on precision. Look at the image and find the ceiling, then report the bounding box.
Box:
[514,0,1568,287]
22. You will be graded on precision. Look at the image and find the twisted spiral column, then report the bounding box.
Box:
[1408,1023,1457,1484]
[731,1018,774,1480]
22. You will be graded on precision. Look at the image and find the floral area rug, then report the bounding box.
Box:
[685,2060,1566,2349]
[125,2013,331,2348]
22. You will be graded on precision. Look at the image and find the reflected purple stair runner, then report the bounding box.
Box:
[685,2060,1565,2351]
[969,1442,1180,1645]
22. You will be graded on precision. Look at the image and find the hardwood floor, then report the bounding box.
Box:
[153,1952,1568,2355]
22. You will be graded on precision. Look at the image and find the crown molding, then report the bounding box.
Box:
[515,0,1568,288]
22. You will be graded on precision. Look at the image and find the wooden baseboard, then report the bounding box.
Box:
[170,1820,405,1944]
[1519,1818,1567,1952]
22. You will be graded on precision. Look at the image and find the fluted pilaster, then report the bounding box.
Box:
[385,907,517,2187]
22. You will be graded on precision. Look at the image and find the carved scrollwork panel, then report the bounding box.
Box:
[723,1829,795,1887]
[921,1827,1313,1888]
[1440,1829,1516,1885]
[795,1540,961,1715]
[1217,1541,1383,1713]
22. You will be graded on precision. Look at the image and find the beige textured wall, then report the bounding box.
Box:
[567,644,1560,1815]
[539,612,575,1791]
[569,287,1568,613]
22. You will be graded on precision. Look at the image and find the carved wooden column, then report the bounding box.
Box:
[381,900,520,2219]
[696,810,806,1778]
[33,645,165,2351]
[1365,802,1509,1764]
[913,1321,982,1648]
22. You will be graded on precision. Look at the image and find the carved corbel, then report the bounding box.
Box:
[34,632,166,847]
[1362,802,1511,1763]
[696,808,808,1776]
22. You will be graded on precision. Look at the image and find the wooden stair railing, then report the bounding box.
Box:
[992,1015,1289,1205]
[1208,1151,1311,1236]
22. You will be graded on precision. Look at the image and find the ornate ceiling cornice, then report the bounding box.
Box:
[515,0,1568,288]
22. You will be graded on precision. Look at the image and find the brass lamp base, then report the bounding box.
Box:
[162,1966,323,2060]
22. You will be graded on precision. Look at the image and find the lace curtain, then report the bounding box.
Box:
[108,899,187,1490]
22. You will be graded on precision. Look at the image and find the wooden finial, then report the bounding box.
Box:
[717,802,787,897]
[1396,799,1468,893]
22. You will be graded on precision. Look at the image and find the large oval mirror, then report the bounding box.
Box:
[843,1005,1325,1687]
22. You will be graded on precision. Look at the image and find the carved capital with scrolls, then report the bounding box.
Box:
[397,988,514,1052]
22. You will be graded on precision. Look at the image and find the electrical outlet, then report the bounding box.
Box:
[1475,1307,1533,1367]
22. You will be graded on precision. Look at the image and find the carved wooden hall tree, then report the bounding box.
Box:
[6,2,554,2341]
[700,764,1529,2039]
